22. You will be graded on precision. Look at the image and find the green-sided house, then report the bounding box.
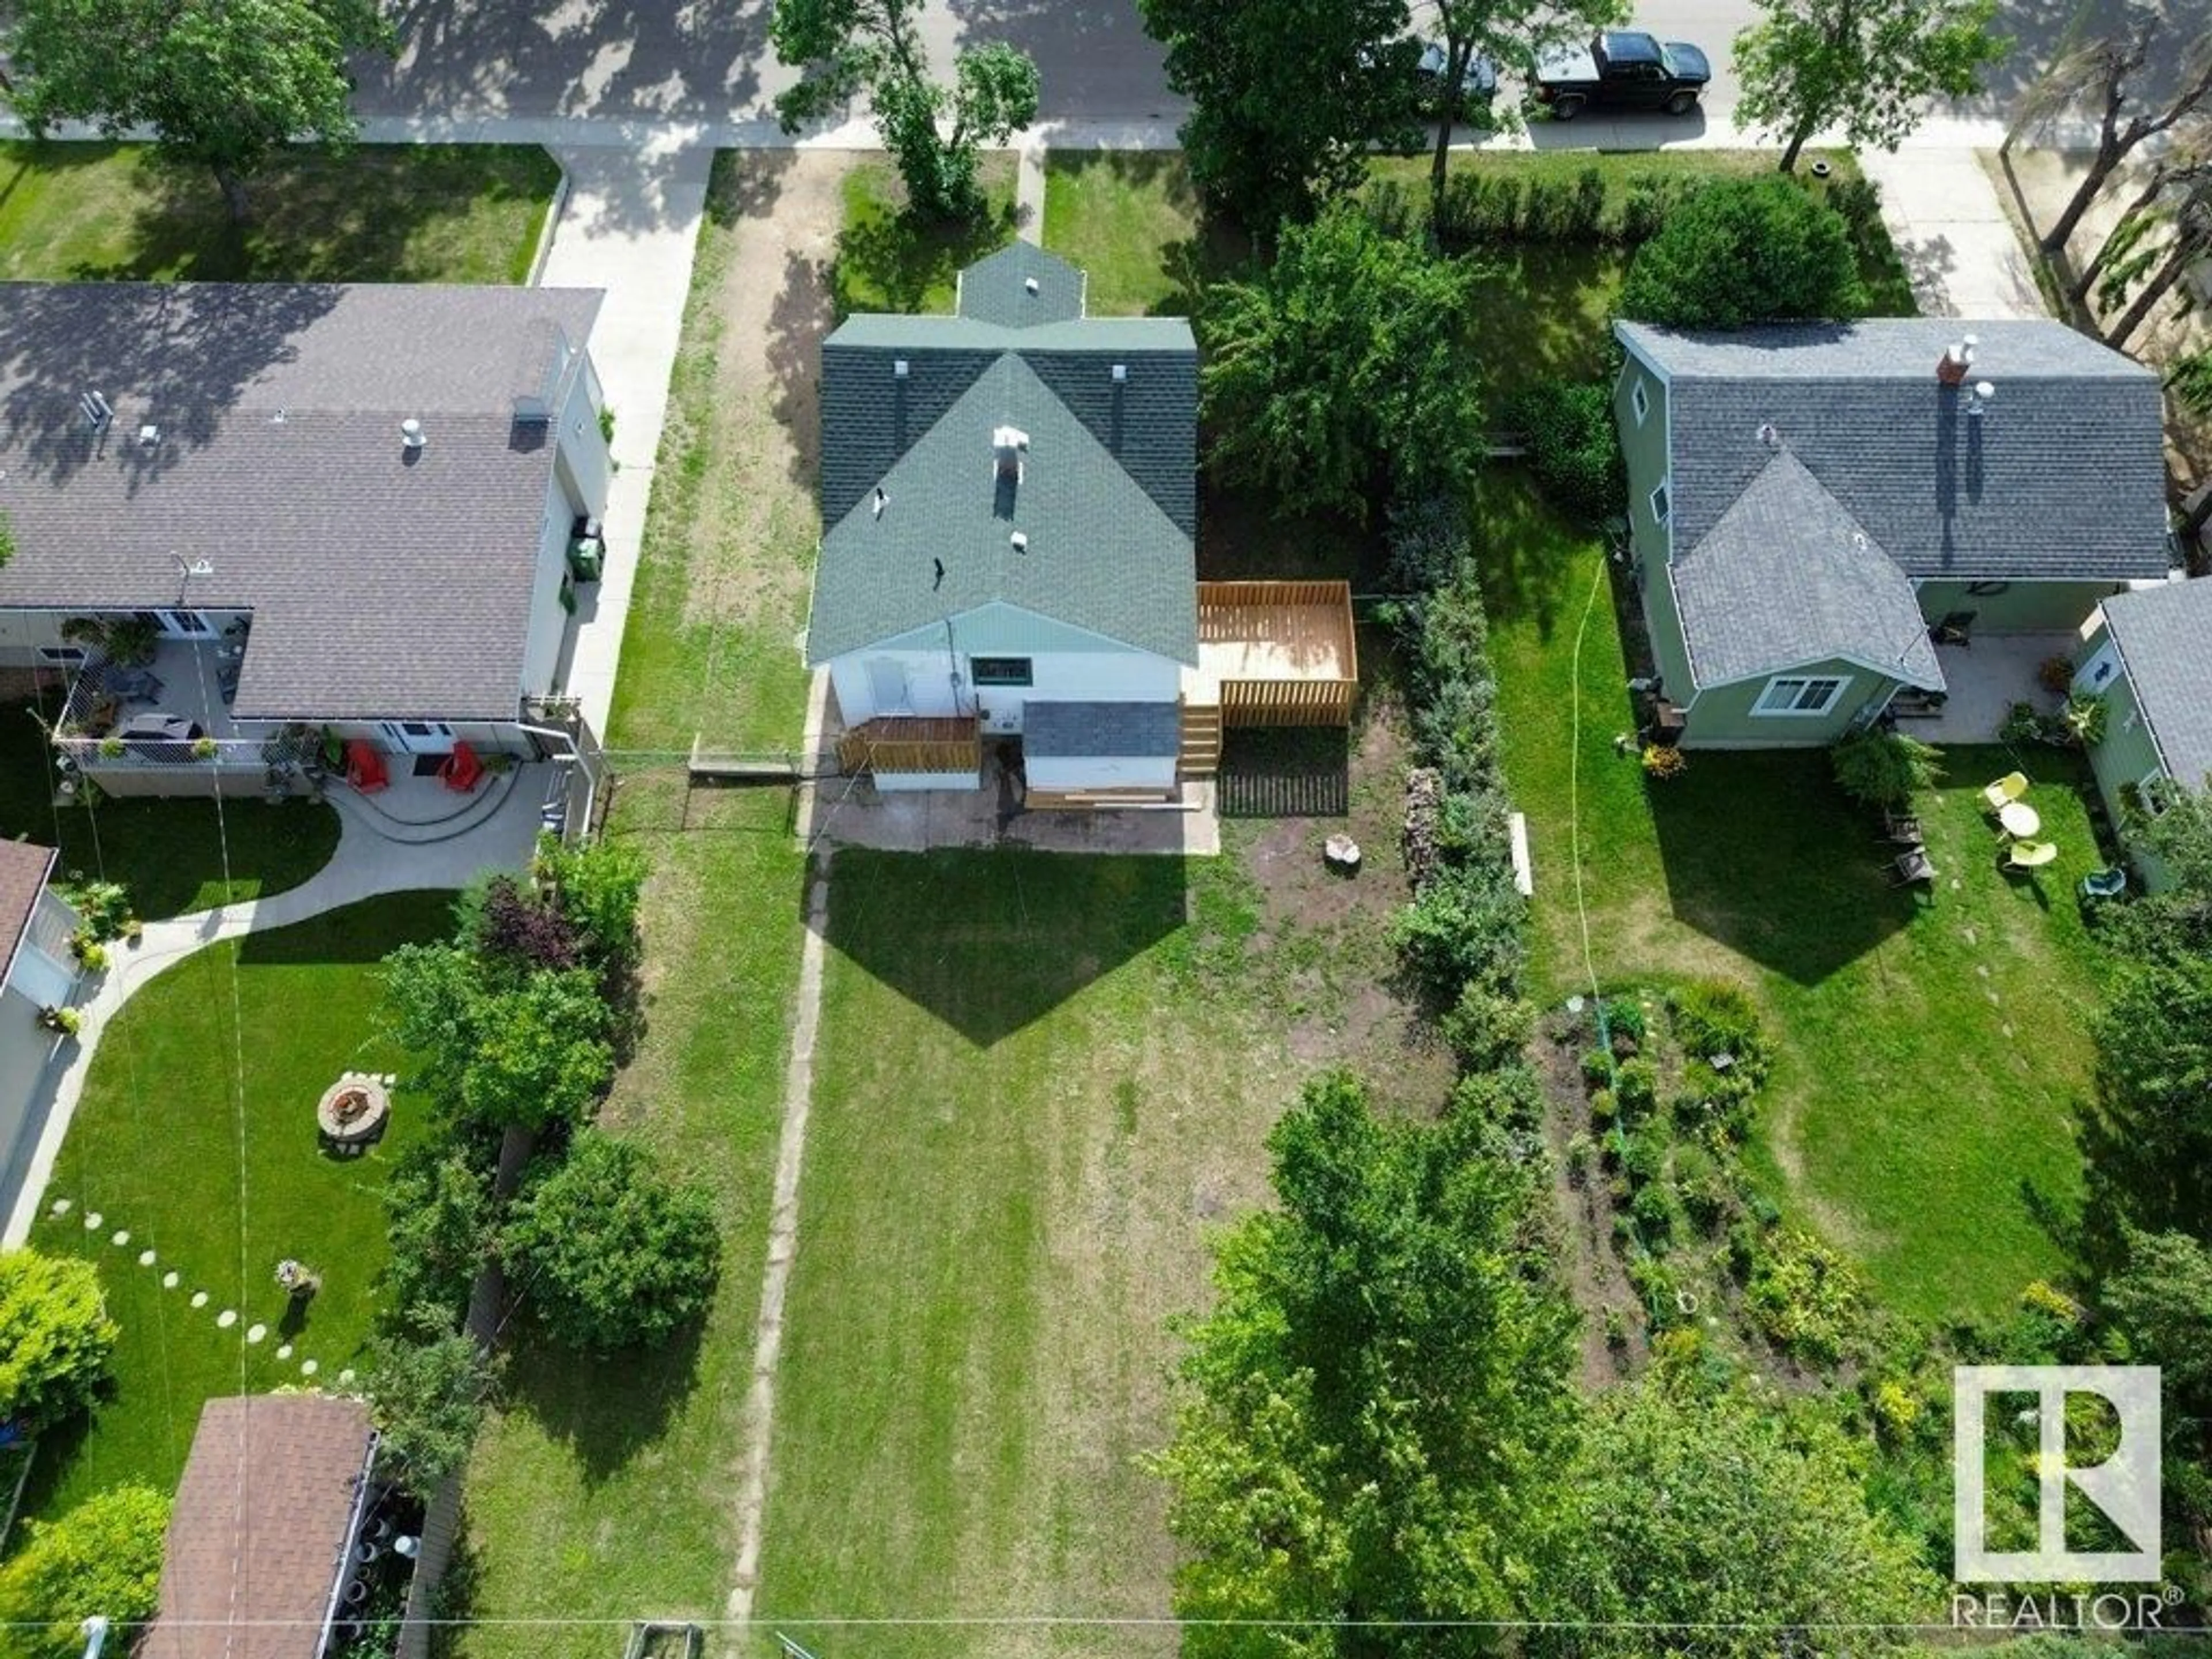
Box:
[2075,574,2212,886]
[1612,319,2174,747]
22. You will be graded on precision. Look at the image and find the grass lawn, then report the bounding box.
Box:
[20,892,453,1521]
[0,694,339,921]
[1041,152,1250,315]
[1480,474,2107,1322]
[755,851,1294,1659]
[0,142,560,283]
[831,156,1018,318]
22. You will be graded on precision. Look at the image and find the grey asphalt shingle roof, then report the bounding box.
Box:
[1024,700,1181,758]
[810,352,1197,664]
[1619,319,2171,584]
[0,283,604,722]
[0,840,55,986]
[2101,577,2212,791]
[1673,449,1944,691]
[810,256,1199,666]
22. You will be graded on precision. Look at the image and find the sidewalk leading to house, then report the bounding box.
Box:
[1857,148,2049,320]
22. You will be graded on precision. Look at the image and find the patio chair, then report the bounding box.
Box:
[1980,771,2029,813]
[2005,839,2060,872]
[1930,610,1976,648]
[2081,866,2127,900]
[437,740,484,794]
[1881,809,1924,845]
[1889,848,1937,886]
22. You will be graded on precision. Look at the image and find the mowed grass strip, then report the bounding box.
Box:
[0,142,560,283]
[756,850,1294,1659]
[24,891,453,1518]
[1481,475,2101,1321]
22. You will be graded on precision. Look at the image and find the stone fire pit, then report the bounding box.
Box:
[316,1074,391,1147]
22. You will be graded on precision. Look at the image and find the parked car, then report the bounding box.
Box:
[1414,38,1499,119]
[1532,29,1710,119]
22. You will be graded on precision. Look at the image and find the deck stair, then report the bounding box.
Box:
[1177,699,1222,779]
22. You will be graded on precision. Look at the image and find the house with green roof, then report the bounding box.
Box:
[806,244,1356,798]
[1612,319,2175,748]
[2075,575,2212,888]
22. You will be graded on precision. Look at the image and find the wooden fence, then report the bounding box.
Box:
[1219,677,1359,726]
[1195,580,1360,727]
[836,717,982,776]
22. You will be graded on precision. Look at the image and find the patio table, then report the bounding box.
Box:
[1998,801,2041,839]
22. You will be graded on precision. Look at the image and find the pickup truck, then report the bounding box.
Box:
[1532,29,1711,119]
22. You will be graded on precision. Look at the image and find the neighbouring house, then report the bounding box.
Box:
[143,1395,382,1659]
[2076,575,2212,887]
[0,283,614,796]
[805,244,1357,801]
[1612,319,2175,748]
[0,840,78,1198]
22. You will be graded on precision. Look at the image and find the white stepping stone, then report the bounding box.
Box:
[162,1272,180,1289]
[276,1344,293,1360]
[190,1291,209,1308]
[110,1229,130,1247]
[50,1199,71,1217]
[216,1309,237,1329]
[84,1211,103,1230]
[300,1359,319,1377]
[137,1249,156,1267]
[245,1324,267,1344]
[336,1369,356,1387]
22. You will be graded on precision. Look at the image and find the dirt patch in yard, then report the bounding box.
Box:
[1533,1018,1643,1389]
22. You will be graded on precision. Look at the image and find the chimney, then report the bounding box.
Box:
[1937,333,1978,387]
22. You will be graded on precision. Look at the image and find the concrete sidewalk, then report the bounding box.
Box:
[540,143,717,741]
[1859,148,2048,320]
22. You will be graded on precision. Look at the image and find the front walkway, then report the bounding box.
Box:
[1858,149,2047,320]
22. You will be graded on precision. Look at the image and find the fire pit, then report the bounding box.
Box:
[316,1074,391,1147]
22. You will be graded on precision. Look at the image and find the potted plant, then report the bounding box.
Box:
[98,735,125,760]
[37,1006,82,1037]
[190,736,219,762]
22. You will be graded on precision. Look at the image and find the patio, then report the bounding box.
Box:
[1891,631,2078,745]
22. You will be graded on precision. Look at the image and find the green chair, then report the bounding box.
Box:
[2005,839,2059,871]
[2082,866,2127,899]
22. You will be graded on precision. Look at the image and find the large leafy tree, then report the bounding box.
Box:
[2,0,393,222]
[1201,202,1488,517]
[1528,1368,1938,1656]
[362,1330,497,1496]
[1733,0,2005,172]
[1150,1073,1578,1654]
[0,1486,169,1659]
[1618,176,1861,327]
[0,1249,118,1434]
[770,0,1037,221]
[1419,0,1624,210]
[2088,953,2212,1233]
[1139,0,1418,230]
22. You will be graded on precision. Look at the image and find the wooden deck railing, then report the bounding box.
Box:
[1191,580,1359,728]
[836,717,982,775]
[1218,678,1358,726]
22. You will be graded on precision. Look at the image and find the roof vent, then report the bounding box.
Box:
[1756,422,1780,450]
[872,485,889,519]
[79,391,113,431]
[137,423,160,448]
[1010,531,1029,552]
[1024,276,1041,296]
[1111,363,1128,383]
[400,418,426,450]
[893,358,910,379]
[1967,380,1995,417]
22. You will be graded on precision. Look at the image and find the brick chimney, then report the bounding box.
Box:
[1937,333,1978,387]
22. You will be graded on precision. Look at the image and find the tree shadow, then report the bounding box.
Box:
[943,0,1180,120]
[236,891,460,966]
[830,185,1019,320]
[703,147,798,232]
[496,1309,709,1487]
[1197,482,1378,584]
[1466,467,1594,641]
[821,848,1187,1047]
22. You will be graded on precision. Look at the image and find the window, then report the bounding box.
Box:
[1753,675,1849,717]
[971,656,1033,687]
[36,646,87,664]
[2139,771,2172,816]
[1631,378,1650,426]
[1649,481,1671,525]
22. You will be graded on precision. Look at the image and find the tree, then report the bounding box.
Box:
[1150,1073,1578,1653]
[382,1145,497,1335]
[2107,1228,2212,1411]
[2066,124,2212,306]
[0,1485,169,1658]
[503,1132,722,1353]
[2096,174,2212,350]
[1504,378,1625,521]
[533,835,649,971]
[1733,0,2005,173]
[770,0,1038,221]
[2,0,393,222]
[1419,0,1624,213]
[2171,345,2212,419]
[362,1330,497,1495]
[1528,1367,1938,1656]
[2141,782,2212,896]
[1200,203,1488,518]
[2090,955,2212,1231]
[0,1249,118,1433]
[1829,728,1940,809]
[1139,0,1418,229]
[2020,16,2212,257]
[1618,176,1861,327]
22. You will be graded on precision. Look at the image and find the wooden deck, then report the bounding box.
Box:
[1181,581,1359,728]
[835,717,982,775]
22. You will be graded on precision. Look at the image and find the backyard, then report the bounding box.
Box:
[0,691,339,919]
[1480,477,2111,1322]
[20,892,452,1520]
[0,142,561,283]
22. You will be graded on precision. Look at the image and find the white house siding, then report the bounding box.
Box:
[874,768,984,793]
[520,479,580,699]
[829,648,1179,729]
[1027,753,1176,791]
[0,609,76,669]
[0,891,78,1206]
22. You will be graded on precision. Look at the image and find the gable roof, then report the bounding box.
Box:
[143,1395,377,1659]
[1672,449,1944,691]
[2101,577,2212,792]
[1618,319,2171,585]
[0,283,604,722]
[0,840,56,990]
[810,253,1199,666]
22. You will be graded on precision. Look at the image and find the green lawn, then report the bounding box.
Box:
[1041,152,1250,315]
[831,157,1018,319]
[21,892,453,1520]
[1480,475,2107,1321]
[756,851,1292,1659]
[0,695,339,921]
[0,142,560,283]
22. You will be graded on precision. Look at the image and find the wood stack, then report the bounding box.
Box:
[1403,767,1444,891]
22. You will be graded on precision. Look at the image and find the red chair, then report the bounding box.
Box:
[344,739,389,794]
[437,740,484,794]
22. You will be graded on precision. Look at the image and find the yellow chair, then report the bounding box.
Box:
[1982,771,2029,812]
[2005,839,2059,871]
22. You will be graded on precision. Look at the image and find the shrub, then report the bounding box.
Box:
[1872,1378,1922,1441]
[1673,1142,1729,1233]
[1619,1133,1664,1191]
[1669,981,1764,1073]
[1619,176,1861,328]
[1641,743,1687,781]
[362,1330,497,1495]
[1449,1065,1543,1129]
[0,1250,118,1432]
[1830,728,1940,809]
[1629,1178,1677,1247]
[1726,1217,1760,1281]
[505,1133,721,1353]
[58,880,134,943]
[1441,982,1535,1071]
[382,1146,496,1332]
[1566,1131,1597,1182]
[1589,1088,1619,1132]
[1505,380,1624,522]
[1382,491,1469,596]
[0,1486,169,1657]
[1616,170,1710,243]
[2037,656,2077,695]
[1999,700,2046,747]
[2061,690,2107,747]
[1749,1229,1864,1365]
[1390,861,1526,1009]
[466,875,583,974]
[1580,1050,1615,1090]
[1520,166,1607,241]
[535,836,649,970]
[1430,169,1525,251]
[1613,1058,1659,1120]
[1600,996,1647,1045]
